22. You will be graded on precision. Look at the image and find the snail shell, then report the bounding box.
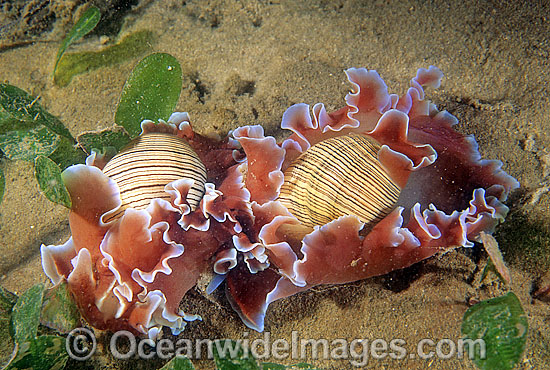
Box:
[102,132,207,222]
[278,133,400,228]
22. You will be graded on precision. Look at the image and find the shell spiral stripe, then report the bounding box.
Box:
[102,132,207,222]
[278,133,401,227]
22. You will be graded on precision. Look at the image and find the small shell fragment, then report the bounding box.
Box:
[278,133,400,227]
[102,132,206,222]
[480,231,511,284]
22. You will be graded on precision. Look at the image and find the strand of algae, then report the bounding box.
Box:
[53,30,156,87]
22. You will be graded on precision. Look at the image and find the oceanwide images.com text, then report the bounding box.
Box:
[66,328,485,367]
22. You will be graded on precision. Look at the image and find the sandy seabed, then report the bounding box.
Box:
[1,1,549,369]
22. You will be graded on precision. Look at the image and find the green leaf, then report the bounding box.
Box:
[5,335,68,370]
[47,136,87,170]
[0,286,17,363]
[261,364,287,370]
[0,126,60,161]
[53,5,101,78]
[0,84,76,163]
[54,30,155,87]
[160,356,196,370]
[0,83,73,140]
[291,364,319,369]
[10,284,45,345]
[0,286,18,313]
[213,340,259,370]
[76,125,131,153]
[0,166,4,204]
[40,282,80,334]
[115,52,182,138]
[34,156,71,208]
[461,292,528,370]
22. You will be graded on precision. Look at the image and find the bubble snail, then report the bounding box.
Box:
[41,67,519,337]
[41,113,245,337]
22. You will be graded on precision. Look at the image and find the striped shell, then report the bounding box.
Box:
[278,133,400,228]
[102,132,207,222]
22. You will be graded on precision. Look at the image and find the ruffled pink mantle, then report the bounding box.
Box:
[219,67,519,332]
